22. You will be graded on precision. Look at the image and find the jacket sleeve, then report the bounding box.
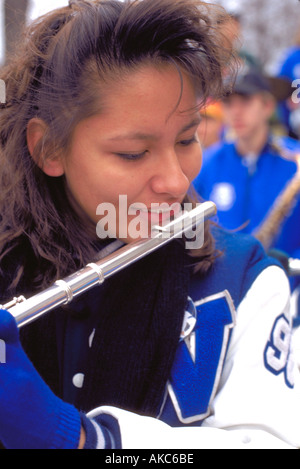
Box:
[201,264,300,448]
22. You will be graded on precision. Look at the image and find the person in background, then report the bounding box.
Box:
[194,65,300,316]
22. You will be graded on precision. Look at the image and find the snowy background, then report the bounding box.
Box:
[0,0,300,74]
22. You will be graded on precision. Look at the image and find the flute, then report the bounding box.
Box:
[1,201,216,328]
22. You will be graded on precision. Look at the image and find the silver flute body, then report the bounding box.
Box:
[1,201,216,328]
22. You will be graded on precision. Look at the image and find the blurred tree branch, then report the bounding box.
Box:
[4,0,29,62]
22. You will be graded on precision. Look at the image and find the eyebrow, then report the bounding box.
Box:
[107,117,201,142]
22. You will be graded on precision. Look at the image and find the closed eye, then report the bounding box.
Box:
[115,151,147,161]
[178,136,198,146]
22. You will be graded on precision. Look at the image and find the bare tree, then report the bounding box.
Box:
[4,0,29,62]
[240,0,300,72]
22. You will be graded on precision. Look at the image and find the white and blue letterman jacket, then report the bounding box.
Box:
[84,229,300,449]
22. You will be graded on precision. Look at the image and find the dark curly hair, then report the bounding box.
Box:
[0,0,235,295]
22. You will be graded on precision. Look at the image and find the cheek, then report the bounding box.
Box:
[88,168,144,212]
[64,163,115,220]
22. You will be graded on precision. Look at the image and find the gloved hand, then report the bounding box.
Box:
[0,309,81,449]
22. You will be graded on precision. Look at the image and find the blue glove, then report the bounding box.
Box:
[0,309,81,449]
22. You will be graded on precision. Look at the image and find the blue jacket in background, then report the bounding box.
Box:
[193,138,300,260]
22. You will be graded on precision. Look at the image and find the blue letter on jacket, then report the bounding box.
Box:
[161,291,235,425]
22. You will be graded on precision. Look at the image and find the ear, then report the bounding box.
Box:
[26,118,65,177]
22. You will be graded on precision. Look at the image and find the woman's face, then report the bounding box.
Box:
[55,64,202,243]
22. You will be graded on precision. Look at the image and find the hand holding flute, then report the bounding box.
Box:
[0,308,82,449]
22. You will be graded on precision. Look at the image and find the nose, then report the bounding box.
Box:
[150,151,190,198]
